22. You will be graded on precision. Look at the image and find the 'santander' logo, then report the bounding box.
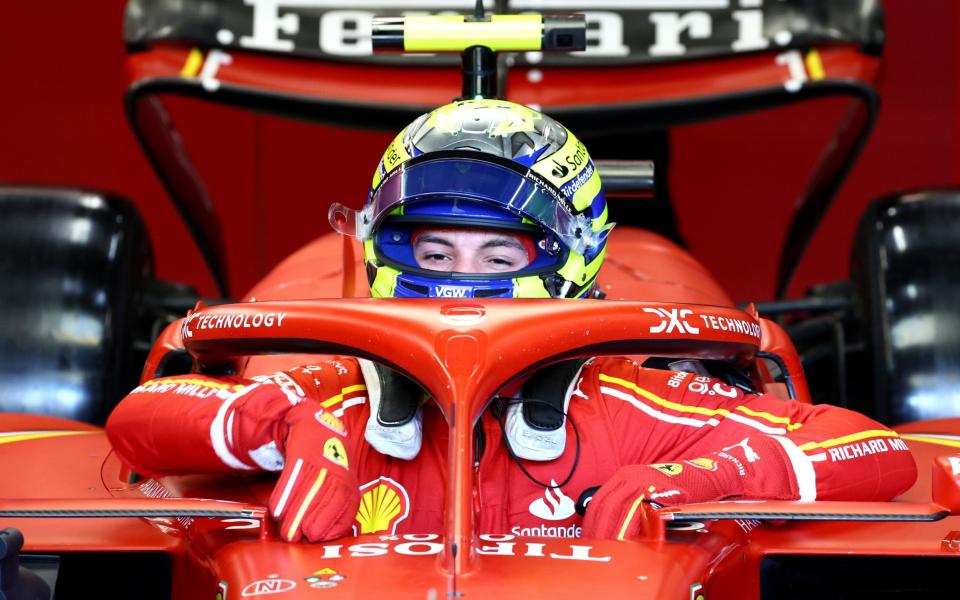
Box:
[528,480,576,521]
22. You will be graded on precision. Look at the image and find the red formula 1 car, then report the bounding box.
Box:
[2,1,960,599]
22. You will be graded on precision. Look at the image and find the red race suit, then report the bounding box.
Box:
[106,357,917,540]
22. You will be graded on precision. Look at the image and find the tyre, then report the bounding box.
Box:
[851,189,960,424]
[0,187,153,424]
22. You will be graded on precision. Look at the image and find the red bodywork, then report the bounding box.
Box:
[2,228,959,598]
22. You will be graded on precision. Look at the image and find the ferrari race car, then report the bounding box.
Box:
[2,1,960,599]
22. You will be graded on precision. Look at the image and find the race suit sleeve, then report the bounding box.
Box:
[581,357,918,538]
[105,360,367,477]
[105,360,368,541]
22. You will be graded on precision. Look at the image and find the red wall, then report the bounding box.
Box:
[1,1,956,301]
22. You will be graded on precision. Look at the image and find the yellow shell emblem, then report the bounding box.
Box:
[355,477,411,535]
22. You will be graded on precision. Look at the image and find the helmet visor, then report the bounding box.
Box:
[329,156,610,258]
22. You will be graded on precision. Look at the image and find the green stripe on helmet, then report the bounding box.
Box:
[363,238,377,262]
[369,264,401,298]
[583,246,606,281]
[557,251,587,285]
[513,276,552,298]
[572,168,603,212]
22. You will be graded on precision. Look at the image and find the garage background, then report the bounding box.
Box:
[1,0,956,302]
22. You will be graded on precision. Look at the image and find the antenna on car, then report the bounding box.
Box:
[370,6,586,100]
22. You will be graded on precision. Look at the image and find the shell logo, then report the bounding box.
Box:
[354,477,410,535]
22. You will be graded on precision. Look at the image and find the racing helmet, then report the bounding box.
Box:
[329,99,612,298]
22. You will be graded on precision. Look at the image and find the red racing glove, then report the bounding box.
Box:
[268,401,360,542]
[582,435,797,540]
[215,367,361,543]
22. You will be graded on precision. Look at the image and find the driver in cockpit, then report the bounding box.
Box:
[106,100,916,542]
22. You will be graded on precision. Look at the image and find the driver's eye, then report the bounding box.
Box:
[417,251,455,271]
[486,256,516,268]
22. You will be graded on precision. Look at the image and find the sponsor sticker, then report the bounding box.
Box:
[434,285,471,298]
[685,458,718,471]
[510,524,583,538]
[355,477,411,535]
[319,533,611,562]
[642,307,761,339]
[184,311,288,338]
[649,489,681,501]
[241,576,295,596]
[382,136,408,172]
[643,307,700,335]
[304,568,346,590]
[323,438,349,469]
[528,480,576,521]
[827,437,909,462]
[666,371,688,389]
[559,161,595,198]
[722,438,760,463]
[734,519,762,534]
[214,3,805,65]
[315,410,347,436]
[651,463,683,477]
[533,136,589,186]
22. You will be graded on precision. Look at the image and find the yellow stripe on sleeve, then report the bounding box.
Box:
[735,405,803,431]
[599,373,804,431]
[600,374,731,418]
[320,384,368,408]
[797,430,900,452]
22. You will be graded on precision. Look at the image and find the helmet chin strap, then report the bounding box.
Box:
[504,359,590,461]
[358,359,424,460]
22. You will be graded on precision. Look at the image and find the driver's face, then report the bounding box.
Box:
[413,229,532,274]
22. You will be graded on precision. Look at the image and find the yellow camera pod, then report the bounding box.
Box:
[371,14,585,54]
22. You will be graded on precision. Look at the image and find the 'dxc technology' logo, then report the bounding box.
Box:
[643,307,700,334]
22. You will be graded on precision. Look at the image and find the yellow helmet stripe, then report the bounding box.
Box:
[369,264,401,298]
[557,251,587,285]
[571,168,603,212]
[512,276,552,298]
[592,204,609,232]
[583,246,606,281]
